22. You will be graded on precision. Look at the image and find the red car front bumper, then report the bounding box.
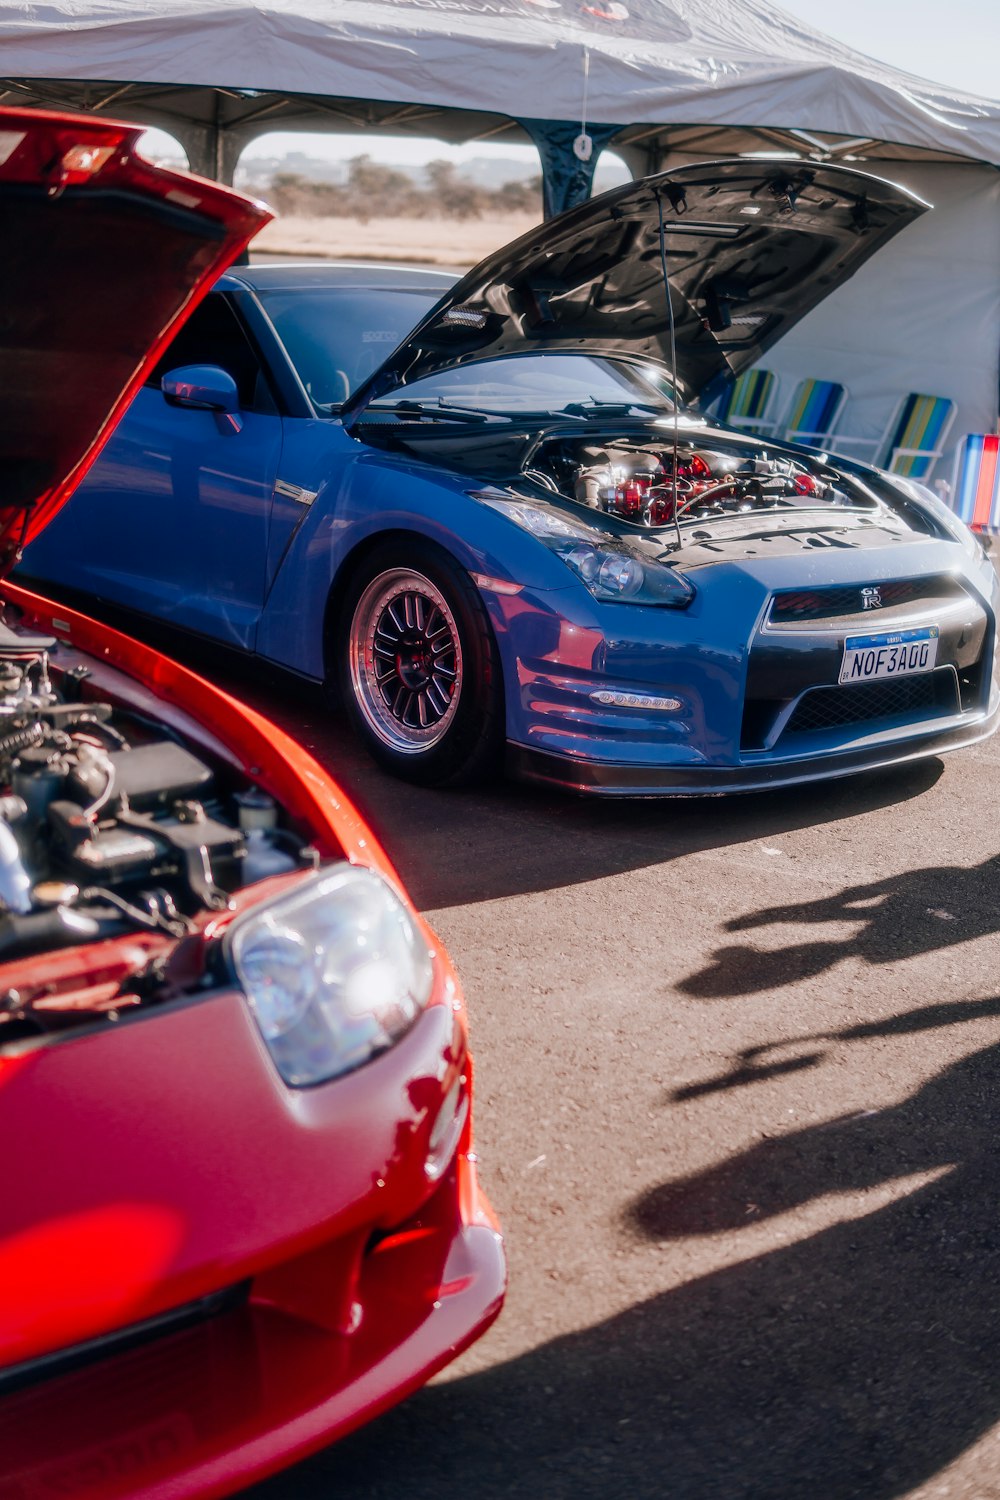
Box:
[0,990,504,1500]
[0,1160,503,1499]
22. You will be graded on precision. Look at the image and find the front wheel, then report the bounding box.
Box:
[338,540,504,786]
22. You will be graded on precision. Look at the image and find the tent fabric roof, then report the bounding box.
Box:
[2,0,999,167]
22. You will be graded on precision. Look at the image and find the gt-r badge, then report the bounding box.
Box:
[274,479,318,506]
[862,586,883,610]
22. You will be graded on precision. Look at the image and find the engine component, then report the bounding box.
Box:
[235,787,279,831]
[48,801,164,881]
[0,633,309,994]
[69,740,213,811]
[32,879,80,907]
[12,743,70,821]
[117,808,246,909]
[242,829,300,883]
[0,817,31,914]
[0,904,104,961]
[546,434,843,529]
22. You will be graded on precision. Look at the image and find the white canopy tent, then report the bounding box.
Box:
[1,1,999,166]
[2,0,998,477]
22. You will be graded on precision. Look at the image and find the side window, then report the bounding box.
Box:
[147,293,275,413]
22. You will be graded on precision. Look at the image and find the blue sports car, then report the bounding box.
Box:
[22,160,1000,794]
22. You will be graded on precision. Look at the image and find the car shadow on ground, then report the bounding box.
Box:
[249,1014,1000,1500]
[223,661,946,913]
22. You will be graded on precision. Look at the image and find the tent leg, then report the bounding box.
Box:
[174,113,242,185]
[517,118,621,218]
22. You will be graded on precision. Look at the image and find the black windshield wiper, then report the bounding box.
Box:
[561,399,668,419]
[374,398,495,425]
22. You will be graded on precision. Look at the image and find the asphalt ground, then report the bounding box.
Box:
[189,661,1000,1500]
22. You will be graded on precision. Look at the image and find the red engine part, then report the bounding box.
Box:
[644,451,738,524]
[605,454,707,522]
[647,491,677,525]
[683,452,713,481]
[613,477,651,516]
[597,449,799,525]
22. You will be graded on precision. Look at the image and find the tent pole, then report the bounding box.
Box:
[517,118,621,218]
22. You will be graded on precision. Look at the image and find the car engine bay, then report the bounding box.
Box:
[524,432,883,529]
[362,411,931,550]
[0,622,316,1045]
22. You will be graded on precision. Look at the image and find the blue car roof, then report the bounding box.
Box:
[219,261,458,294]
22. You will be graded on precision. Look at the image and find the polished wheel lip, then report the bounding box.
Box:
[350,567,463,754]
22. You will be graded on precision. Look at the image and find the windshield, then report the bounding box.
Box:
[257,287,442,407]
[371,355,677,415]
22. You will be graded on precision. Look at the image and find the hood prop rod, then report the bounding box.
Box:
[655,187,684,554]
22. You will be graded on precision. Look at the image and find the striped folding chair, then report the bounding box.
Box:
[951,433,1000,535]
[714,368,779,435]
[781,378,848,447]
[830,391,956,481]
[884,393,956,480]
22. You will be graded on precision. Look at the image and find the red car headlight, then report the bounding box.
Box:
[224,865,433,1086]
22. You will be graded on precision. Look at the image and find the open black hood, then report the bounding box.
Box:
[347,159,927,417]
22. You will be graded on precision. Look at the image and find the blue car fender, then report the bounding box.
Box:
[255,448,580,680]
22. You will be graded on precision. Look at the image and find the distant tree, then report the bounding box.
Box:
[347,154,413,197]
[341,154,422,221]
[259,157,542,223]
[425,159,487,219]
[266,172,345,216]
[495,175,543,215]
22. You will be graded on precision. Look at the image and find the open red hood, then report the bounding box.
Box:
[0,107,271,573]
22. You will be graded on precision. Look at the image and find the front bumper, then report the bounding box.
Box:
[0,1154,504,1499]
[489,543,1000,796]
[0,981,505,1498]
[508,695,1000,794]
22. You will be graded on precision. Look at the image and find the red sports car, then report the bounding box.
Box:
[0,108,504,1498]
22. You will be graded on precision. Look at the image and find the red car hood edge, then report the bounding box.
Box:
[0,106,272,572]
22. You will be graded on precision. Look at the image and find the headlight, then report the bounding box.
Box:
[225,865,434,1086]
[479,495,695,608]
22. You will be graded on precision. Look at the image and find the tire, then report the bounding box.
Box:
[337,539,504,787]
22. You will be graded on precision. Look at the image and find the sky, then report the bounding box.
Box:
[142,0,999,169]
[778,0,997,99]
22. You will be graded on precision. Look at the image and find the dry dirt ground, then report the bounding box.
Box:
[174,658,1000,1500]
[252,212,539,268]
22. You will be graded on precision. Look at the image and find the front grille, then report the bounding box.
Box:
[770,575,964,624]
[0,1282,249,1397]
[782,669,959,738]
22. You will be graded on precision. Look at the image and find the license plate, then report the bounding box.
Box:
[839,626,939,684]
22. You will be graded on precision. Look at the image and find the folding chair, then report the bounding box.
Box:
[950,433,1000,534]
[884,393,957,480]
[713,368,779,435]
[781,378,848,447]
[830,392,956,481]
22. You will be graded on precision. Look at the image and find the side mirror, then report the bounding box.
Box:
[161,365,243,433]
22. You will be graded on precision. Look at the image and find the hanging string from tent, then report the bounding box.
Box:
[574,48,593,163]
